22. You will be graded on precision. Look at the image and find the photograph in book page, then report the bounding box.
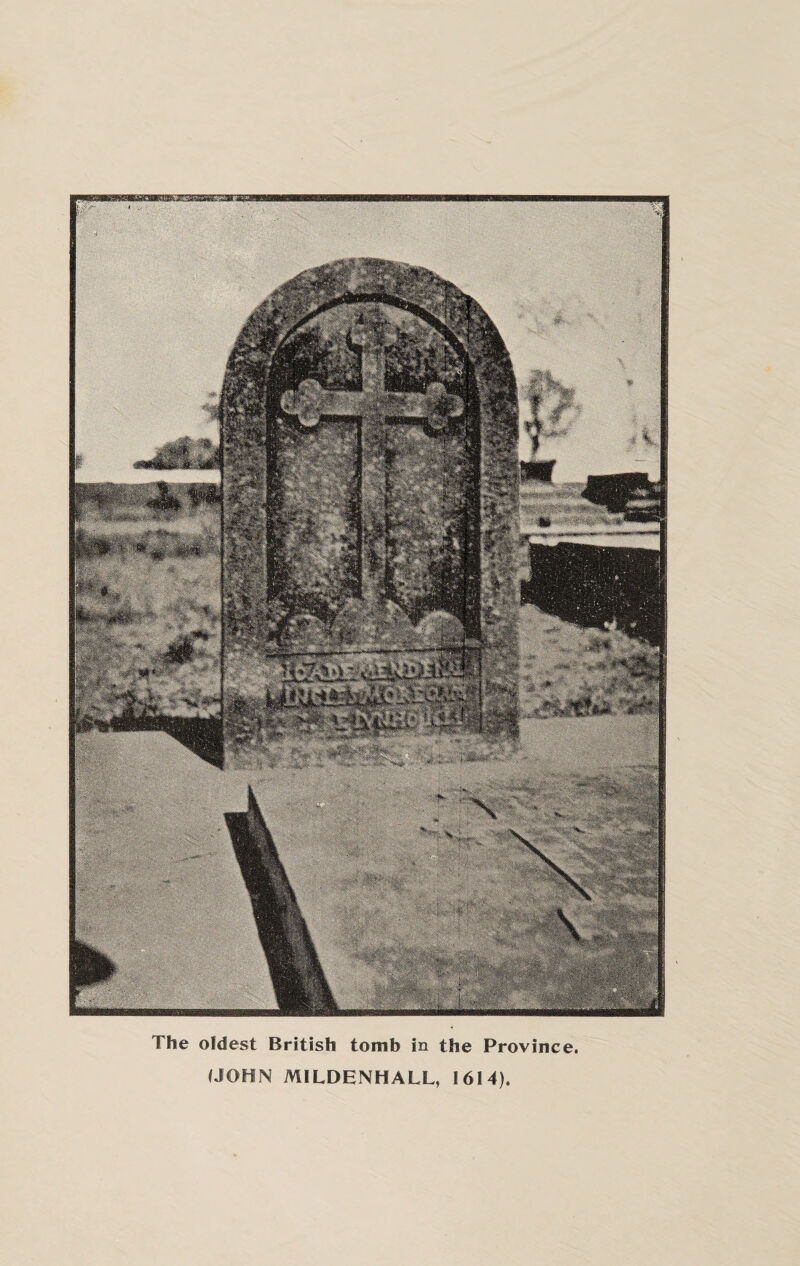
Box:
[72,196,665,1016]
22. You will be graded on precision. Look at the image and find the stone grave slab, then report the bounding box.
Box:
[221,257,519,768]
[74,732,277,1011]
[246,716,660,1012]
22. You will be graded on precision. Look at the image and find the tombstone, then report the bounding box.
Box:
[221,257,519,767]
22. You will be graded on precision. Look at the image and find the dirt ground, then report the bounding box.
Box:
[74,502,660,729]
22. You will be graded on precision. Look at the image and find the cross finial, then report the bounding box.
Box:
[348,304,398,352]
[423,380,464,431]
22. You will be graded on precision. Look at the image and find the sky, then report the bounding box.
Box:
[75,198,663,482]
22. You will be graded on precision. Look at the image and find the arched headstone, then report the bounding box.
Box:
[222,257,519,766]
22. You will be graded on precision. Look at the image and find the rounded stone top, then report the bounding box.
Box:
[223,256,516,392]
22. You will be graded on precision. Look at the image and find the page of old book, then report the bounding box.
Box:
[1,3,797,1264]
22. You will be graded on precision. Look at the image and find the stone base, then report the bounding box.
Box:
[245,716,660,1013]
[224,725,520,770]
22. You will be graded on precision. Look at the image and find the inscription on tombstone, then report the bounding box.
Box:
[222,258,519,767]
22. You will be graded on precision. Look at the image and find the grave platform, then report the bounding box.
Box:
[246,715,660,1013]
[74,732,277,1012]
[73,717,659,1014]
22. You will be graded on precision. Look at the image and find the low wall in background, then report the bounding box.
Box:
[526,541,662,645]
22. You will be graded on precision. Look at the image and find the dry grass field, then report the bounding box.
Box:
[74,487,660,730]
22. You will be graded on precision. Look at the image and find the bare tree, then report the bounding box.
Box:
[525,369,582,456]
[200,391,219,427]
[516,290,658,457]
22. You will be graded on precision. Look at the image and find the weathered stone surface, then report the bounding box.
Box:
[245,715,660,1010]
[74,733,277,1010]
[222,258,519,767]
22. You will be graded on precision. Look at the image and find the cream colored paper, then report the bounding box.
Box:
[2,2,798,1263]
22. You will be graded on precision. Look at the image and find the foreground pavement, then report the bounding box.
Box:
[74,715,660,1013]
[74,732,276,1011]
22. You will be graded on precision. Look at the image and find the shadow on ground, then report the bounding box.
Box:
[224,813,332,1014]
[71,940,116,1001]
[100,716,223,768]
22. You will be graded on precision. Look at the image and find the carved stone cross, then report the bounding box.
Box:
[280,304,464,607]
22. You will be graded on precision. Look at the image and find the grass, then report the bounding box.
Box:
[74,503,660,729]
[520,608,659,717]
